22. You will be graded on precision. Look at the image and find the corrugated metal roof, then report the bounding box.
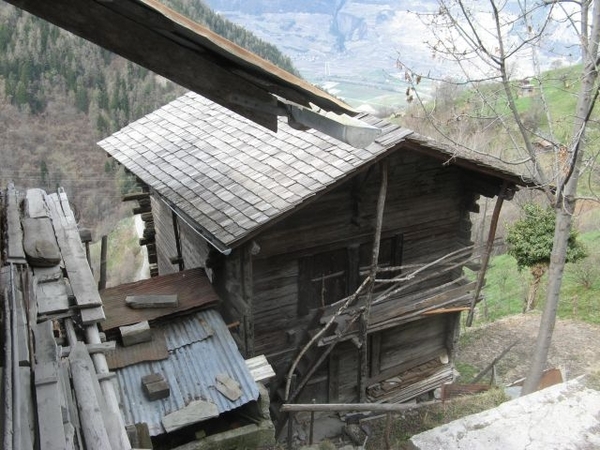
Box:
[100,268,219,331]
[99,93,538,253]
[115,309,259,436]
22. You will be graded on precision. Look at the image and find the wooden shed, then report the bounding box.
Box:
[99,92,536,419]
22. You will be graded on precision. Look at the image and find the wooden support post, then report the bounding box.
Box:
[359,161,388,402]
[171,212,184,271]
[466,181,511,327]
[98,236,108,291]
[309,399,315,445]
[384,412,392,450]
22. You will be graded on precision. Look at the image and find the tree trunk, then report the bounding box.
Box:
[523,264,546,313]
[521,0,600,395]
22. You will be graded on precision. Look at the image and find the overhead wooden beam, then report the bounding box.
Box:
[3,0,353,132]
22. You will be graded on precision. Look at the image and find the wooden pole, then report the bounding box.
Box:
[9,266,20,450]
[3,286,13,450]
[171,211,184,271]
[69,343,112,450]
[359,161,388,401]
[281,400,437,413]
[384,412,392,450]
[84,326,130,449]
[471,340,519,384]
[98,235,108,290]
[466,181,510,327]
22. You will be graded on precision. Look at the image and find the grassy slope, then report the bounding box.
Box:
[469,227,600,326]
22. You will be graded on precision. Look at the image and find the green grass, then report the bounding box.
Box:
[469,229,600,326]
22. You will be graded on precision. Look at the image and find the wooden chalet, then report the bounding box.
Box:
[99,92,536,421]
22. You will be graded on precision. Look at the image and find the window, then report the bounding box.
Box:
[298,234,403,315]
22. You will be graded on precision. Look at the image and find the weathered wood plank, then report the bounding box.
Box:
[33,321,59,364]
[6,183,26,263]
[36,278,70,315]
[19,367,34,450]
[14,273,31,366]
[35,362,68,450]
[45,192,106,324]
[245,355,275,382]
[80,306,106,325]
[215,373,242,401]
[120,320,152,346]
[25,188,50,219]
[46,193,103,309]
[125,294,178,309]
[161,399,219,433]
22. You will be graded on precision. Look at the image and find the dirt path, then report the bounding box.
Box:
[456,313,600,384]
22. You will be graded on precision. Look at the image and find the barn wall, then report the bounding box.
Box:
[250,152,477,371]
[151,196,210,275]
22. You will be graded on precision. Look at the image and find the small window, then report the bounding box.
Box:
[298,235,403,315]
[298,248,348,315]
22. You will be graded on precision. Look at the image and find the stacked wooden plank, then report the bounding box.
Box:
[1,186,128,449]
[366,360,454,404]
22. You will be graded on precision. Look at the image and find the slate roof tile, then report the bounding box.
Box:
[99,92,536,250]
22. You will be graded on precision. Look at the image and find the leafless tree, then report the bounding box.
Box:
[400,0,600,394]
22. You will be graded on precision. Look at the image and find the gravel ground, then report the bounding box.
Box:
[456,313,600,384]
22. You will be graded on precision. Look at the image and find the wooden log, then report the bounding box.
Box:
[281,401,439,413]
[98,235,108,291]
[120,321,152,346]
[161,400,219,433]
[68,342,111,450]
[60,341,117,357]
[125,294,178,309]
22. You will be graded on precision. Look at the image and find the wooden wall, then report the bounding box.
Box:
[244,152,488,401]
[152,196,210,276]
[249,151,478,369]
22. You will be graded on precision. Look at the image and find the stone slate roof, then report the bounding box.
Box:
[98,92,537,252]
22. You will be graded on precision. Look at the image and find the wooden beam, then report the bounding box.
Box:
[6,183,26,263]
[125,294,178,309]
[46,192,105,323]
[360,161,388,402]
[281,401,438,413]
[466,181,510,326]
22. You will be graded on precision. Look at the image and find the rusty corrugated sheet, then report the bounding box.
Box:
[114,309,259,436]
[105,328,169,370]
[100,268,219,331]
